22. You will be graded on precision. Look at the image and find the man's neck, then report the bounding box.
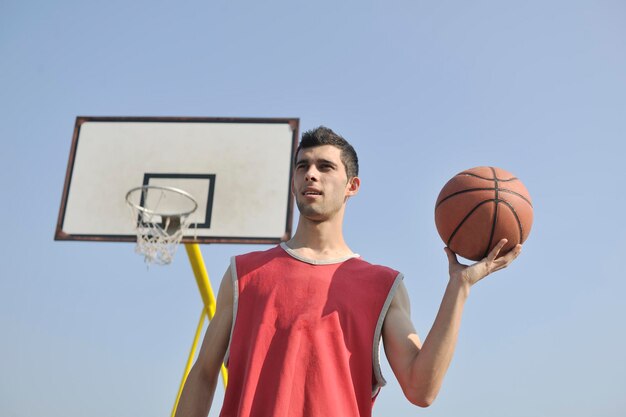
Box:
[287,217,354,261]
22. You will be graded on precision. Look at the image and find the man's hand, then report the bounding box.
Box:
[444,238,522,287]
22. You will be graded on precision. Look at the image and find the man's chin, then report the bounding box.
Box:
[301,212,326,222]
[296,204,326,222]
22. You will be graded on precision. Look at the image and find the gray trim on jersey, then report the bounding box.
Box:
[279,242,360,264]
[223,256,239,366]
[371,272,404,397]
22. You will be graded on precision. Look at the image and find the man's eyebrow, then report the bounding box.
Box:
[317,159,338,167]
[295,157,338,167]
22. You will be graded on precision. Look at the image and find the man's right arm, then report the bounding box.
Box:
[174,266,234,417]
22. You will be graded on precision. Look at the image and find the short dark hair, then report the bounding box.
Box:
[295,126,359,178]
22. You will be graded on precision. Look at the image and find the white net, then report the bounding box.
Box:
[126,186,197,265]
[131,213,192,265]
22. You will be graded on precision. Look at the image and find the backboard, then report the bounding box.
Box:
[55,116,299,244]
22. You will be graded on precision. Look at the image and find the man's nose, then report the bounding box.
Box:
[304,166,319,181]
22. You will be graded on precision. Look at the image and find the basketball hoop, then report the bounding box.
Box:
[125,185,198,265]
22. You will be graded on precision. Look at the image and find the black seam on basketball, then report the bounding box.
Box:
[490,167,497,182]
[438,187,532,209]
[481,168,499,259]
[499,200,524,243]
[436,188,498,208]
[484,200,498,259]
[460,172,518,182]
[498,189,533,208]
[483,168,498,257]
[457,173,495,181]
[447,199,496,249]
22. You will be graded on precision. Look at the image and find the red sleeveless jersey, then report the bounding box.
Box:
[219,244,402,417]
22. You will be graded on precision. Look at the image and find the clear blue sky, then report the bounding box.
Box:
[2,1,625,416]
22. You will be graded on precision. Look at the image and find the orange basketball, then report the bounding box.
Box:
[435,166,533,261]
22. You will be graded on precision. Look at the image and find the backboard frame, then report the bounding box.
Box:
[55,116,299,245]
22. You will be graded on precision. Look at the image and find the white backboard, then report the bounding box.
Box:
[56,117,299,244]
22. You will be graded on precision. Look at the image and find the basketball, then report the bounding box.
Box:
[435,166,533,261]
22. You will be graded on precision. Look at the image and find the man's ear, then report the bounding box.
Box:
[346,176,360,197]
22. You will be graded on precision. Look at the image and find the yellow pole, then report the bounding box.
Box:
[185,243,228,387]
[171,244,228,417]
[185,243,217,317]
[184,243,229,385]
[171,308,207,417]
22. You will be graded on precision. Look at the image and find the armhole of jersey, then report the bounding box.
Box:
[223,256,240,367]
[371,272,404,397]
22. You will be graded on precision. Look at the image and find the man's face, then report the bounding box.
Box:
[292,145,359,222]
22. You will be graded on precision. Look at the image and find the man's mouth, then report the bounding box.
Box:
[303,190,322,196]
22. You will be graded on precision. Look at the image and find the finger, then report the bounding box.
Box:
[500,244,522,263]
[444,247,459,265]
[491,244,522,272]
[486,239,508,262]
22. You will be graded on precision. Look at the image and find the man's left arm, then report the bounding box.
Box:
[382,239,522,407]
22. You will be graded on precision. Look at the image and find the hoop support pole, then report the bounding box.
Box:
[171,244,228,416]
[171,308,207,417]
[183,244,228,384]
[184,243,217,317]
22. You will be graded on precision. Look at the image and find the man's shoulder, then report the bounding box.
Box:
[234,244,282,259]
[231,245,284,270]
[349,256,401,279]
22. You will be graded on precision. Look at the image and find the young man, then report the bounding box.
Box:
[175,126,522,417]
